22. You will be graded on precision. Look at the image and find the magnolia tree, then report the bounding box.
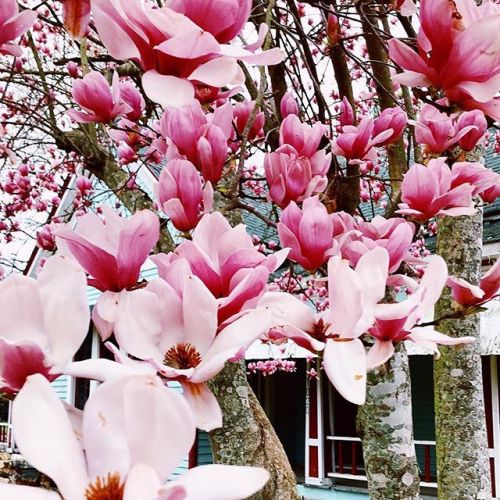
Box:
[0,0,499,499]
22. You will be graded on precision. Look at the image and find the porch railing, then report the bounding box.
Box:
[326,435,437,486]
[0,422,14,451]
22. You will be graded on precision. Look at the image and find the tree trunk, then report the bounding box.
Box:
[357,343,421,500]
[434,211,491,499]
[208,361,300,500]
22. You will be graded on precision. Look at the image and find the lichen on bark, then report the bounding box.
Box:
[208,361,300,500]
[357,343,421,500]
[434,211,491,499]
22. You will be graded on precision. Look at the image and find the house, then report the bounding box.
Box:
[1,153,498,499]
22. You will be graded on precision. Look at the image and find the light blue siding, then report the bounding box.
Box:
[51,375,70,402]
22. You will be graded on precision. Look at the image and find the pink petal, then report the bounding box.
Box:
[112,289,164,362]
[155,30,220,59]
[387,39,431,75]
[142,71,195,107]
[171,464,270,500]
[182,276,218,354]
[116,209,160,290]
[191,308,272,383]
[124,464,162,500]
[12,375,87,499]
[257,291,316,334]
[91,0,142,62]
[63,0,90,39]
[62,358,155,382]
[181,381,222,431]
[447,276,484,306]
[407,327,475,352]
[0,274,46,345]
[0,340,53,394]
[54,228,120,291]
[323,338,367,405]
[366,340,395,371]
[37,256,89,366]
[481,258,500,300]
[405,255,448,328]
[83,375,195,482]
[0,484,61,499]
[188,57,239,87]
[327,257,363,338]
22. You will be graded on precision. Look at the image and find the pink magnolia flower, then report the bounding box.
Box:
[335,214,415,273]
[36,224,56,251]
[161,101,232,182]
[55,207,160,292]
[367,256,475,369]
[167,0,252,43]
[62,0,91,40]
[279,115,327,158]
[321,249,390,404]
[326,12,341,47]
[450,161,500,203]
[338,97,355,127]
[0,256,89,394]
[2,374,269,499]
[111,272,274,430]
[92,0,282,107]
[414,104,476,154]
[332,117,393,163]
[372,107,407,146]
[455,109,488,152]
[448,258,500,307]
[119,81,145,122]
[233,100,265,141]
[394,0,417,16]
[397,158,476,221]
[388,0,500,119]
[278,196,335,270]
[153,212,288,323]
[67,71,131,124]
[154,159,213,232]
[0,0,37,57]
[264,146,330,208]
[280,91,299,118]
[261,248,391,405]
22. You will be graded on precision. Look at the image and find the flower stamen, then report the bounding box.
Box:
[85,472,124,500]
[163,342,202,369]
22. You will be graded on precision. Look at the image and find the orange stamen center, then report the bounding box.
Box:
[85,473,124,500]
[163,342,202,370]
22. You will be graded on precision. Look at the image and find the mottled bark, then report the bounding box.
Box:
[357,343,421,499]
[208,361,300,500]
[434,211,491,499]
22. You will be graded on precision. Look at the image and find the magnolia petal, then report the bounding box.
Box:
[84,375,195,482]
[62,358,154,382]
[181,381,222,432]
[124,464,162,500]
[0,274,46,345]
[172,464,270,500]
[142,71,195,108]
[188,57,239,87]
[37,256,90,366]
[190,308,272,383]
[366,340,395,371]
[323,338,367,405]
[12,375,88,499]
[408,327,476,347]
[0,484,61,499]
